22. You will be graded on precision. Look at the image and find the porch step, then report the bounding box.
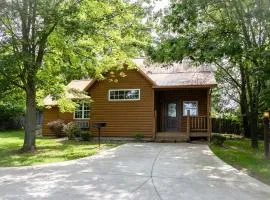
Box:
[155,132,189,142]
[155,137,189,142]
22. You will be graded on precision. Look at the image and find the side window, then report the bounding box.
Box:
[109,89,140,101]
[74,102,90,119]
[183,101,198,116]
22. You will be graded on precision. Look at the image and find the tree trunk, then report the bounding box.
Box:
[250,107,259,149]
[239,64,251,137]
[240,93,251,137]
[22,81,36,152]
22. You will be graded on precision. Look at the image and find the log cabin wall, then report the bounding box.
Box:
[88,69,154,138]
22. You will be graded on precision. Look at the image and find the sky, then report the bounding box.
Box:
[153,0,169,12]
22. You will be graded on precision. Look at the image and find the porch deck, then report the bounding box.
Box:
[155,115,211,142]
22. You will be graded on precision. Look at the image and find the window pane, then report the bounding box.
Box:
[84,110,90,118]
[126,90,132,99]
[183,102,198,116]
[119,91,125,99]
[84,103,90,110]
[75,111,83,119]
[168,103,177,117]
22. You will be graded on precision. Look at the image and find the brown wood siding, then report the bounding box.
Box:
[155,89,208,133]
[89,69,154,138]
[42,107,73,136]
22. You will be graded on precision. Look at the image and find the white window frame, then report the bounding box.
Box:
[108,89,141,101]
[183,101,198,116]
[73,102,90,119]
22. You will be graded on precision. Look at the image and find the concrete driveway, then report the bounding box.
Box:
[0,143,269,200]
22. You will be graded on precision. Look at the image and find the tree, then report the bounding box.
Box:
[0,0,150,151]
[148,0,270,148]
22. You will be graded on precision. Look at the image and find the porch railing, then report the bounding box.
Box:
[187,115,211,137]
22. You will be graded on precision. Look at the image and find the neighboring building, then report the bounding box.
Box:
[42,59,216,141]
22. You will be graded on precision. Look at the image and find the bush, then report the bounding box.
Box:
[47,119,65,138]
[133,132,144,141]
[0,103,24,130]
[211,134,226,146]
[63,122,81,140]
[81,131,91,141]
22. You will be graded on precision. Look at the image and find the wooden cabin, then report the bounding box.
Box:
[42,59,216,141]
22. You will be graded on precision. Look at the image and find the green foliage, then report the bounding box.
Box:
[0,103,24,121]
[0,90,25,130]
[261,80,270,111]
[81,131,91,141]
[211,133,226,146]
[63,122,81,140]
[133,132,144,140]
[47,119,66,138]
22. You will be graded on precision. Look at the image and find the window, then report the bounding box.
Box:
[109,89,140,101]
[168,103,177,117]
[74,102,90,119]
[183,101,198,116]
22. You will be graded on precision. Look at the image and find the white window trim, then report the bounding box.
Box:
[108,89,141,101]
[183,101,198,116]
[73,102,90,120]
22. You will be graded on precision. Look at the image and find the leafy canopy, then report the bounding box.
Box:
[0,0,150,100]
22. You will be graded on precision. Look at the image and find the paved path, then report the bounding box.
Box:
[0,143,269,200]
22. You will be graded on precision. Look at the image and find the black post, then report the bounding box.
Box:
[263,112,269,159]
[93,121,106,149]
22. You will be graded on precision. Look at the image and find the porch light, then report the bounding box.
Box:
[263,112,269,119]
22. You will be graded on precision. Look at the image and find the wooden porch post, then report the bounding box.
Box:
[187,110,190,141]
[153,110,157,140]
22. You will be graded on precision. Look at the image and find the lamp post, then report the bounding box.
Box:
[263,112,269,159]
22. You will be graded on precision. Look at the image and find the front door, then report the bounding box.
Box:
[165,102,179,132]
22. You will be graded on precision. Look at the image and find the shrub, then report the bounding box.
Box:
[81,131,91,141]
[0,103,24,130]
[211,134,226,146]
[47,119,65,138]
[63,122,81,140]
[133,132,144,141]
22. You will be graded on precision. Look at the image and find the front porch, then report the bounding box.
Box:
[153,89,212,141]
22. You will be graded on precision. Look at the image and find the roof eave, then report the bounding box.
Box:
[136,67,157,86]
[152,84,217,89]
[83,79,96,91]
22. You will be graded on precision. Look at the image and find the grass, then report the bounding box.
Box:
[210,135,270,185]
[0,130,120,167]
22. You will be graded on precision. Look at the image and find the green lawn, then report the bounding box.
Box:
[0,130,120,167]
[210,136,270,185]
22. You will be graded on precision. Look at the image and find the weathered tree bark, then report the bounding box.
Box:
[22,78,36,152]
[240,98,250,137]
[250,105,259,149]
[239,65,251,137]
[246,72,260,149]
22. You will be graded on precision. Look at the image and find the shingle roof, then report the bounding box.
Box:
[44,80,93,106]
[133,58,217,87]
[66,80,94,91]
